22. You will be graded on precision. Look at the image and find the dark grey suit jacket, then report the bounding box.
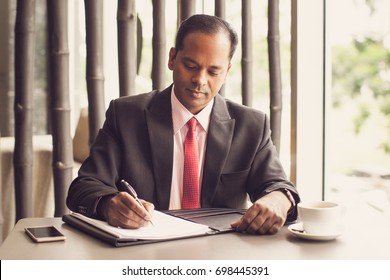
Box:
[66,85,299,221]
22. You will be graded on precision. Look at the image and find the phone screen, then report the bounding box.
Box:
[25,226,66,242]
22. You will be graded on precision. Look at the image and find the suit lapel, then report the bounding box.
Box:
[145,86,174,209]
[201,94,235,207]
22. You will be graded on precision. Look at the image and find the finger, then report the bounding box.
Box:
[108,215,145,229]
[235,204,266,232]
[106,207,146,229]
[107,206,146,229]
[230,219,241,228]
[120,192,152,221]
[251,217,272,235]
[266,223,281,235]
[266,215,285,234]
[245,214,268,234]
[235,212,263,233]
[140,199,155,217]
[255,214,284,235]
[106,193,149,228]
[259,220,282,235]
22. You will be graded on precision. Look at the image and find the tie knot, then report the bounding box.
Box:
[187,117,197,132]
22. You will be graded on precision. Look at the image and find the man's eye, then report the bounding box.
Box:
[184,64,197,70]
[209,71,219,76]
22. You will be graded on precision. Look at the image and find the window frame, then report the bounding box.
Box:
[291,0,326,201]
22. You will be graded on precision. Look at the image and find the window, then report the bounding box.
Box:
[325,0,390,213]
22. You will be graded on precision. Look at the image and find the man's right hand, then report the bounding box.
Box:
[97,192,154,229]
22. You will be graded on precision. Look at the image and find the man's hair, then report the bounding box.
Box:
[174,14,238,61]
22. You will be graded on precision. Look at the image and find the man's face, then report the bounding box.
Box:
[168,32,232,114]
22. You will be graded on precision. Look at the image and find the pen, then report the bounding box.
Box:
[120,180,154,226]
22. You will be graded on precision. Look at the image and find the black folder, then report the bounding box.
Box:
[62,208,245,247]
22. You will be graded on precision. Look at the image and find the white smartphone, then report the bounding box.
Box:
[25,226,66,243]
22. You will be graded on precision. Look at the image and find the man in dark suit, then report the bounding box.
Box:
[67,14,300,235]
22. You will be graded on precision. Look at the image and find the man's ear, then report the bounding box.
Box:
[168,47,176,70]
[223,63,232,82]
[227,63,232,74]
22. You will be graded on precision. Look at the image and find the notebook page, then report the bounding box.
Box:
[71,211,210,240]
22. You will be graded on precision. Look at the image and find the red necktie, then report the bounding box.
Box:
[182,117,200,209]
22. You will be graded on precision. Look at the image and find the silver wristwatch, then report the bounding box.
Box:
[279,188,296,213]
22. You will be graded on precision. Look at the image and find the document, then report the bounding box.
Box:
[63,208,244,246]
[69,211,211,241]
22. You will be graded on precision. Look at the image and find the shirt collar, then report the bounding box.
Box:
[171,86,214,134]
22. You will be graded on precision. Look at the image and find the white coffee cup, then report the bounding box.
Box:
[297,201,345,235]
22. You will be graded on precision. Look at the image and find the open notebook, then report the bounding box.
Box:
[62,208,245,247]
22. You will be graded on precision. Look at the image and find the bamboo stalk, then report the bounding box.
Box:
[136,15,143,75]
[47,0,73,216]
[178,0,195,24]
[241,0,253,107]
[117,0,137,97]
[152,0,166,90]
[268,0,282,153]
[290,0,298,184]
[84,0,105,143]
[14,0,35,221]
[0,0,12,136]
[215,0,226,97]
[0,131,2,241]
[215,0,226,18]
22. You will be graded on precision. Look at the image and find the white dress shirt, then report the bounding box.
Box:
[169,87,214,209]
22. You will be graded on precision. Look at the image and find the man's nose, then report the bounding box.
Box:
[191,70,207,86]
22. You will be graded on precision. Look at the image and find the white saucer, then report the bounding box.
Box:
[288,223,342,241]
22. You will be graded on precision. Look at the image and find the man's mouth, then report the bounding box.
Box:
[187,89,205,96]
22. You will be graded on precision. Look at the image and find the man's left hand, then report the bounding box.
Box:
[231,191,291,235]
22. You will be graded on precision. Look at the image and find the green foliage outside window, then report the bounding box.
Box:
[332,37,390,152]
